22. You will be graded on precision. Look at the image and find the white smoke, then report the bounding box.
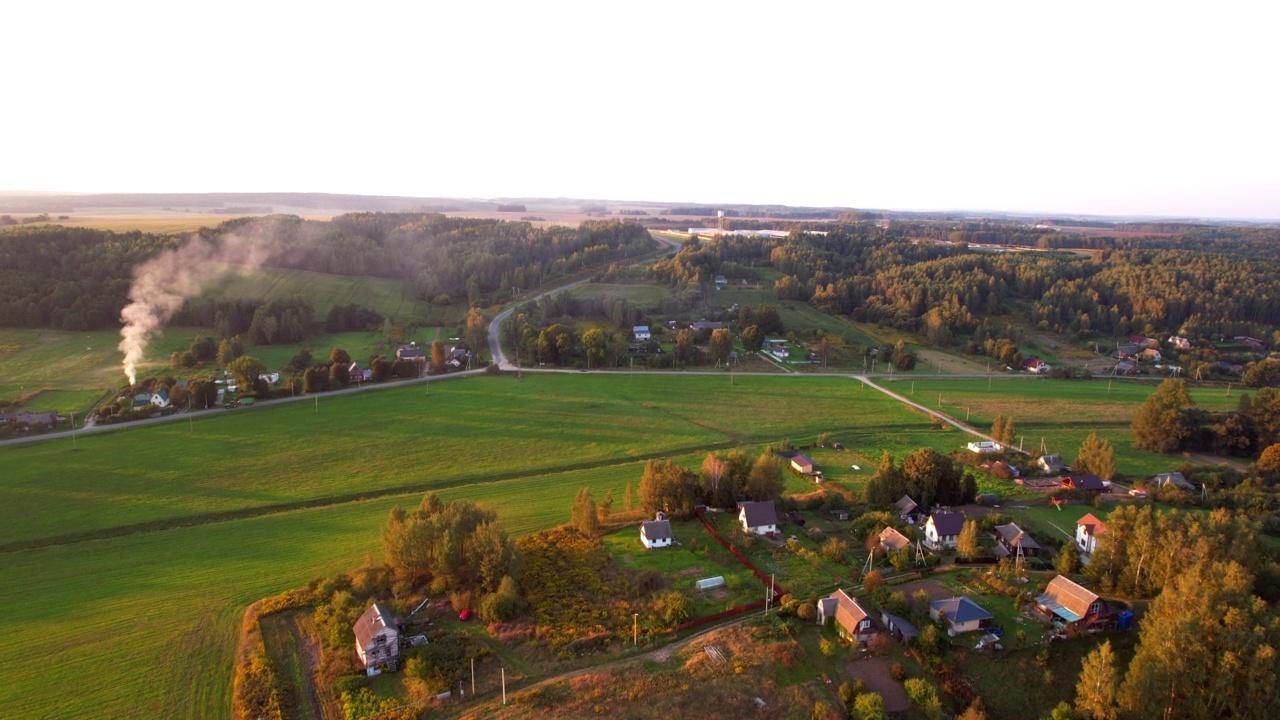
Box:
[118,229,275,384]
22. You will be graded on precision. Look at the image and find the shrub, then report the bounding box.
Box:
[820,638,838,657]
[904,678,945,720]
[796,602,816,622]
[890,662,906,681]
[821,537,849,563]
[480,591,519,623]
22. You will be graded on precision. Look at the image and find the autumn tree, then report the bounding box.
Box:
[744,452,785,502]
[1073,432,1116,481]
[957,520,981,559]
[853,693,887,720]
[709,328,733,365]
[1000,416,1017,446]
[581,327,606,368]
[638,459,701,518]
[1118,560,1279,719]
[217,335,244,366]
[991,414,1006,443]
[1132,378,1195,452]
[382,493,518,593]
[1055,540,1080,575]
[741,324,764,353]
[1257,443,1280,474]
[226,355,266,395]
[866,451,906,506]
[1074,640,1119,720]
[571,487,600,537]
[701,453,735,508]
[674,328,697,365]
[465,306,486,353]
[755,304,783,334]
[430,340,446,374]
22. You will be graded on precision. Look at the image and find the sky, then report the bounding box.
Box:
[4,2,1278,219]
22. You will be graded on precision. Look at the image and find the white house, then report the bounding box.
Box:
[354,603,399,674]
[924,512,965,550]
[738,500,778,535]
[640,516,674,549]
[1076,512,1107,554]
[150,389,171,409]
[929,596,993,634]
[258,372,281,385]
[967,440,1004,454]
[633,325,651,341]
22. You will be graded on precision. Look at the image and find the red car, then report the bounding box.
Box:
[458,609,472,621]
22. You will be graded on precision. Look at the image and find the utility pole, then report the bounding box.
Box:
[502,668,507,705]
[471,657,475,695]
[633,613,638,646]
[314,395,318,413]
[70,412,76,448]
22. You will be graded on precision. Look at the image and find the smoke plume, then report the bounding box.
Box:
[118,228,276,384]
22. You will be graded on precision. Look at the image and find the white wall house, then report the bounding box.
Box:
[640,518,674,549]
[738,500,778,535]
[633,325,651,341]
[1076,513,1107,554]
[924,512,964,550]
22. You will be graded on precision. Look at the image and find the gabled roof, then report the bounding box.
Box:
[826,589,871,634]
[894,495,918,514]
[739,500,778,528]
[1077,512,1107,536]
[930,596,992,624]
[353,603,397,652]
[1064,474,1106,491]
[689,321,724,331]
[641,519,673,541]
[633,325,649,332]
[790,454,813,469]
[879,526,911,552]
[879,610,919,638]
[1152,472,1194,491]
[1037,454,1066,472]
[1035,575,1100,622]
[927,512,965,537]
[993,522,1040,550]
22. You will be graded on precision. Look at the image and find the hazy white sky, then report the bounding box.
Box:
[4,2,1278,218]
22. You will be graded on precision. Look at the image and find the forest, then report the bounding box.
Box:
[0,214,652,333]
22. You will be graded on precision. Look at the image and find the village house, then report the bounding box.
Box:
[1128,335,1159,349]
[1076,512,1107,554]
[895,494,923,523]
[689,321,724,332]
[738,500,778,535]
[1022,357,1050,374]
[1111,344,1139,361]
[633,325,650,341]
[992,522,1041,558]
[396,344,426,362]
[640,514,674,549]
[713,275,727,285]
[967,440,1004,454]
[924,512,965,550]
[1035,454,1067,474]
[1167,335,1191,349]
[878,526,911,553]
[817,589,876,644]
[1034,575,1113,631]
[348,362,372,382]
[789,453,814,475]
[929,596,993,634]
[762,339,790,358]
[1062,474,1106,494]
[1150,471,1195,492]
[353,603,400,674]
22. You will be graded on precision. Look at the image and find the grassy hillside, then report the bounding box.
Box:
[203,264,459,326]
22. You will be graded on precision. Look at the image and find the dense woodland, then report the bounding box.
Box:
[0,215,651,332]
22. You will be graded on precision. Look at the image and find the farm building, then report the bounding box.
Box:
[396,345,426,362]
[1076,512,1107,554]
[789,454,815,474]
[895,494,922,522]
[640,515,674,549]
[879,609,919,645]
[1062,474,1107,493]
[924,512,965,550]
[738,500,778,535]
[1168,335,1191,349]
[817,589,876,644]
[1034,575,1113,631]
[689,321,724,332]
[930,596,993,634]
[992,522,1041,558]
[1036,454,1067,474]
[878,526,911,553]
[967,440,1004,454]
[1022,357,1050,374]
[633,325,650,341]
[354,603,400,674]
[1150,472,1194,492]
[762,339,790,359]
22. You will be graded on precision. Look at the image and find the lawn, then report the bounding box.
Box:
[0,328,135,412]
[601,522,763,616]
[562,282,672,308]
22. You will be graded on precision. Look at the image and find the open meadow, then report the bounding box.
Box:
[0,370,1231,719]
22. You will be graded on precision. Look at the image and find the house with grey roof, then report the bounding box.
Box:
[354,603,399,674]
[924,512,965,550]
[640,516,674,549]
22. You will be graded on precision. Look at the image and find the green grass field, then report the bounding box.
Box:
[0,370,1244,719]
